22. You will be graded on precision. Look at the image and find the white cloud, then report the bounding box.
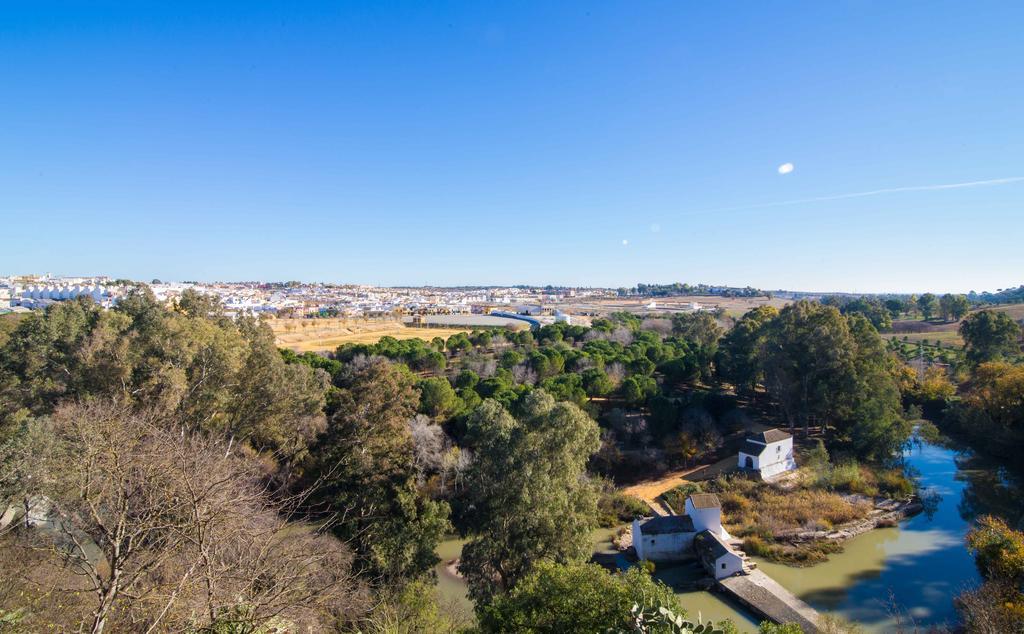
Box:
[621,239,629,246]
[778,162,795,175]
[682,175,1024,217]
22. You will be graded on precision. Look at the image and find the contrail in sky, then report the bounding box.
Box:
[682,175,1024,216]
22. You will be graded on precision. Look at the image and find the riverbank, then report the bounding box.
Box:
[781,496,922,542]
[433,431,1007,632]
[753,432,1016,632]
[651,459,915,568]
[742,495,922,566]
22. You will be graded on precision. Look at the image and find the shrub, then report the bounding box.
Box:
[743,535,774,557]
[743,537,844,567]
[876,470,914,498]
[719,492,751,516]
[660,482,703,513]
[597,490,650,527]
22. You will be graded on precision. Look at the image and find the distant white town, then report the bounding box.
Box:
[0,274,763,322]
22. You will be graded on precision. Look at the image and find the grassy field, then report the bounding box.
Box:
[269,318,470,352]
[883,329,965,347]
[884,303,1024,348]
[995,303,1024,320]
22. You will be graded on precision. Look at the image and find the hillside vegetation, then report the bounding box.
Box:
[0,287,1021,632]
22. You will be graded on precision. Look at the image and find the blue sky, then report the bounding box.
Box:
[2,1,1022,293]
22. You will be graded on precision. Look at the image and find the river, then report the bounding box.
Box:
[434,432,1024,631]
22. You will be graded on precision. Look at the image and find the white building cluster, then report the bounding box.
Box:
[13,283,119,309]
[632,493,745,580]
[147,282,604,319]
[1,274,616,319]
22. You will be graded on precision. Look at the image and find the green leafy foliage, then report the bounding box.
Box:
[966,515,1024,584]
[477,562,684,634]
[917,293,940,321]
[715,305,778,391]
[308,358,451,585]
[939,293,970,322]
[0,293,327,465]
[458,392,601,605]
[618,603,726,634]
[959,516,1024,632]
[959,310,1022,365]
[418,376,461,418]
[337,335,447,372]
[761,302,909,462]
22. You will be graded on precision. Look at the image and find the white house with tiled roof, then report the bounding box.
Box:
[684,493,730,539]
[633,494,745,579]
[633,494,731,561]
[738,428,796,479]
[632,514,696,562]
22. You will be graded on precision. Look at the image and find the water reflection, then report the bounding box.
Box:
[434,527,762,632]
[593,527,762,631]
[434,536,473,620]
[433,432,1024,633]
[956,462,1024,527]
[757,434,1024,632]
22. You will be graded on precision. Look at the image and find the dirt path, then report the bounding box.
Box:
[619,418,776,515]
[621,455,740,514]
[622,465,709,515]
[622,468,698,513]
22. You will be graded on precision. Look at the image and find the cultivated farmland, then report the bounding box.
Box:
[268,317,469,351]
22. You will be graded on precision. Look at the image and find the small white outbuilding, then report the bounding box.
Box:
[738,428,796,479]
[684,493,730,540]
[695,530,744,580]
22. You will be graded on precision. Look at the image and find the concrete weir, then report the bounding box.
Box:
[717,569,821,633]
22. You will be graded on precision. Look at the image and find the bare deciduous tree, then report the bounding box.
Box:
[609,327,634,346]
[511,363,538,386]
[463,356,497,379]
[0,401,367,633]
[640,318,673,337]
[604,362,626,388]
[439,446,472,496]
[408,414,446,484]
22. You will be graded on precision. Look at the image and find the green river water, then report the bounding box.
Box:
[435,433,1024,631]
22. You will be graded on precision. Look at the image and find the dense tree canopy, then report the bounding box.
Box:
[0,293,327,468]
[458,392,601,605]
[939,293,971,322]
[308,357,451,586]
[716,305,778,391]
[476,562,683,634]
[823,296,894,332]
[418,376,462,418]
[337,336,447,372]
[944,361,1024,464]
[670,312,723,381]
[960,310,1022,365]
[760,302,909,461]
[917,293,940,321]
[1,288,957,631]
